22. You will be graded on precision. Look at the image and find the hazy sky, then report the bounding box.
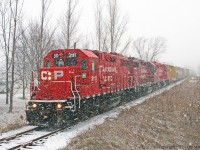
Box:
[23,0,200,72]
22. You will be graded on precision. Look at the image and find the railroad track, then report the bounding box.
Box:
[0,126,38,142]
[0,125,71,150]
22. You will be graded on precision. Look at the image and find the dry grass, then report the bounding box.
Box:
[0,114,26,133]
[64,80,200,150]
[0,94,27,133]
[0,122,25,133]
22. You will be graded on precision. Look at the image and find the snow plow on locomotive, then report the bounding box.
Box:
[26,49,189,127]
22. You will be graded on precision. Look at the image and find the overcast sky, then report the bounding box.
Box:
[23,0,200,73]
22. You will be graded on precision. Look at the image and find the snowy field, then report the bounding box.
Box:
[0,80,184,149]
[0,90,28,132]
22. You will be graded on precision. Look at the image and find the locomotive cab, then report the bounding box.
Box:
[31,49,99,100]
[151,61,168,86]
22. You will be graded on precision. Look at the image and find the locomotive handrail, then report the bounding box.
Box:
[30,70,39,98]
[75,75,81,108]
[66,80,76,111]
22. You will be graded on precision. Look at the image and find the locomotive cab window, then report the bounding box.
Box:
[54,59,64,67]
[81,59,87,70]
[66,59,77,66]
[92,60,96,72]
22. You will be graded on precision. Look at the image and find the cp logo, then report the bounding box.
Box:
[41,71,64,80]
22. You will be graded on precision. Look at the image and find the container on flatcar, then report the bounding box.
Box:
[167,65,177,82]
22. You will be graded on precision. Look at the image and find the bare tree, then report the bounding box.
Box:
[17,0,56,80]
[93,0,111,52]
[36,0,53,72]
[15,21,29,99]
[81,32,94,49]
[107,0,129,53]
[14,0,56,100]
[19,19,56,80]
[133,37,166,62]
[95,1,104,50]
[0,0,12,104]
[9,0,23,112]
[59,0,80,48]
[119,37,131,54]
[133,37,147,60]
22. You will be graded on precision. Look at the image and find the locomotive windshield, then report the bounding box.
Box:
[54,59,64,67]
[51,52,79,67]
[66,59,77,66]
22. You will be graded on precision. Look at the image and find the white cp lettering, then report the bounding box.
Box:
[54,71,64,80]
[41,71,48,80]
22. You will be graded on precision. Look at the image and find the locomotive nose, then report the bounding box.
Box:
[32,68,74,100]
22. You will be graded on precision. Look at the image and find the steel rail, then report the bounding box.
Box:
[0,126,39,142]
[7,127,69,150]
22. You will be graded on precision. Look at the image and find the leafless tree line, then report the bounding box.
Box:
[0,0,167,112]
[0,0,24,112]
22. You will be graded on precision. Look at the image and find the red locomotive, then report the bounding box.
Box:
[26,48,188,126]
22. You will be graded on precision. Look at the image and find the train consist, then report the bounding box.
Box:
[26,49,189,126]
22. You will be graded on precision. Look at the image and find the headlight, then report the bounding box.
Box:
[48,77,52,80]
[32,103,37,108]
[57,103,62,109]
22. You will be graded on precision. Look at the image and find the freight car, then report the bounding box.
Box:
[167,65,177,82]
[26,49,188,126]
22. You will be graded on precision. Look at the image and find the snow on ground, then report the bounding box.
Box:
[0,89,28,132]
[0,80,184,150]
